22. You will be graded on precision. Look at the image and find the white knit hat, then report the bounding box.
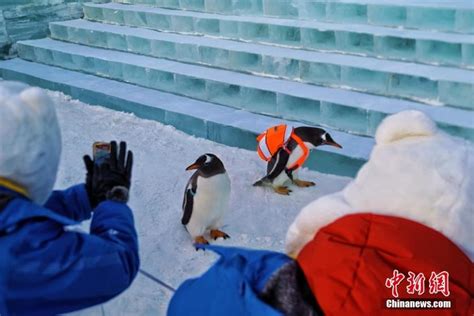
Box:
[0,81,61,204]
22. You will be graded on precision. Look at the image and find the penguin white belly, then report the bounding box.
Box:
[272,170,291,187]
[186,173,231,238]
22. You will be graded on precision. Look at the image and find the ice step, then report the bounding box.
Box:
[111,0,474,34]
[50,19,474,109]
[83,3,474,69]
[16,38,474,142]
[0,58,371,177]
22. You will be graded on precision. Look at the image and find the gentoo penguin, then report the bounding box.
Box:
[254,126,342,195]
[182,153,231,247]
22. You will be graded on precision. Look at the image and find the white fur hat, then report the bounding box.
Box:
[0,81,61,204]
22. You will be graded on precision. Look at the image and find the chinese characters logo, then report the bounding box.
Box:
[385,270,450,298]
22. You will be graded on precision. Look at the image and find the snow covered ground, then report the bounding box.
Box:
[46,90,351,315]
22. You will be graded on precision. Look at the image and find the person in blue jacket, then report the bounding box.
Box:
[167,245,321,316]
[0,82,139,315]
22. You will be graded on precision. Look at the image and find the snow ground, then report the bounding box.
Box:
[47,90,351,315]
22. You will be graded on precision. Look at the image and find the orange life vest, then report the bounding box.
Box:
[256,124,309,170]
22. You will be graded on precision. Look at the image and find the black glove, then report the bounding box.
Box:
[84,141,133,208]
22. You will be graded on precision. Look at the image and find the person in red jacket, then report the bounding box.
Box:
[286,110,474,315]
[296,213,473,315]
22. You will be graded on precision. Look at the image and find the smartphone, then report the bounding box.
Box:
[93,142,111,165]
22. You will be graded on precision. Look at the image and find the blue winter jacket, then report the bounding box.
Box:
[0,184,139,315]
[167,245,291,316]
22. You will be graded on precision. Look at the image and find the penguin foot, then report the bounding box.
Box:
[274,186,292,195]
[293,179,316,188]
[210,229,230,240]
[194,236,209,250]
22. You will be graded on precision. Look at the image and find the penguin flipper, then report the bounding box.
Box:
[266,149,290,181]
[182,174,198,225]
[181,188,194,225]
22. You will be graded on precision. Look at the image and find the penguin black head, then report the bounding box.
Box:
[294,127,343,149]
[185,153,226,176]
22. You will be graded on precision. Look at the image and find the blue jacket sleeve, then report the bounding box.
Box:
[6,200,140,315]
[43,184,93,221]
[168,246,287,316]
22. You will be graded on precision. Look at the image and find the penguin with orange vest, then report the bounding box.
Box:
[254,125,342,195]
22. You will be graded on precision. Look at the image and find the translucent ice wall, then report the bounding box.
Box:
[0,0,109,58]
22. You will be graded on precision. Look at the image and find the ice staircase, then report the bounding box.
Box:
[1,0,473,177]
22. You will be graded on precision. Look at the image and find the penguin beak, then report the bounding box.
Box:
[325,141,343,149]
[186,163,201,171]
[323,134,342,149]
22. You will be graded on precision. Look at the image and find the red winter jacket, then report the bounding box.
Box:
[297,213,474,316]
